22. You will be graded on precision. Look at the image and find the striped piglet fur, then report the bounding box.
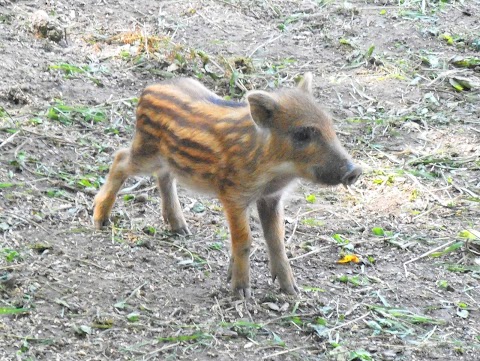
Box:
[93,73,361,298]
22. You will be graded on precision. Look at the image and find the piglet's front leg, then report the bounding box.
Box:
[223,202,252,299]
[257,196,298,295]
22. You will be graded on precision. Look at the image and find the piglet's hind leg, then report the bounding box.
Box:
[155,172,191,235]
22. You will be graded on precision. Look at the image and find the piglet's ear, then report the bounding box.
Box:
[247,91,277,128]
[297,72,313,94]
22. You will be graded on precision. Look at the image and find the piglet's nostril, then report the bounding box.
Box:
[341,165,362,186]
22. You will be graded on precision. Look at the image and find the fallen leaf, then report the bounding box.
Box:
[262,302,280,311]
[191,202,206,213]
[449,76,478,92]
[450,55,480,69]
[73,324,92,336]
[337,254,360,264]
[167,63,179,72]
[449,78,464,91]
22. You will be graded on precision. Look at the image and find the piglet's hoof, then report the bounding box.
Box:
[172,227,192,236]
[233,286,252,300]
[280,283,299,295]
[93,218,110,230]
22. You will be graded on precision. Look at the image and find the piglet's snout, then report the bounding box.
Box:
[341,162,362,187]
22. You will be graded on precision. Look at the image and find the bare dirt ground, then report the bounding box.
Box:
[1,0,479,360]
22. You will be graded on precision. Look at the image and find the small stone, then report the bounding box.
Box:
[30,10,64,43]
[134,193,148,203]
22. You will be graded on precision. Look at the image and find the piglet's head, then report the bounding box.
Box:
[247,73,362,187]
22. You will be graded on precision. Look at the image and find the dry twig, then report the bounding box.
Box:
[403,239,457,276]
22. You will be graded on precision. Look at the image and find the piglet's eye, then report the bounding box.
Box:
[292,127,315,144]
